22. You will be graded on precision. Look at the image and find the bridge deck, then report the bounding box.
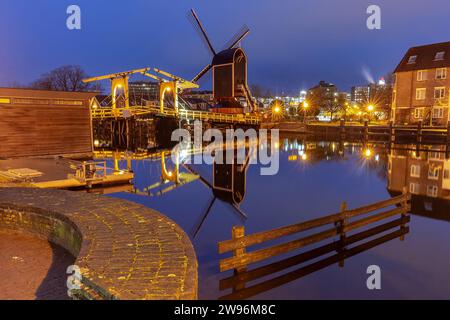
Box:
[91,106,260,125]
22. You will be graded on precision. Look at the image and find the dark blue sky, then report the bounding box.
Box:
[1,0,449,93]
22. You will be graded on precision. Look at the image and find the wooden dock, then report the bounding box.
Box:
[0,159,133,190]
[265,121,450,145]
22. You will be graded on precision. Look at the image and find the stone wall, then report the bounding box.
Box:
[0,188,198,300]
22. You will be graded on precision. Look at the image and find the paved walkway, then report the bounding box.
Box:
[0,188,197,300]
[0,229,75,300]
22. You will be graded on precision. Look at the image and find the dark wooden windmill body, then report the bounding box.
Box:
[189,9,256,114]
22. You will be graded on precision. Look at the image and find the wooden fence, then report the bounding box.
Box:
[218,192,411,274]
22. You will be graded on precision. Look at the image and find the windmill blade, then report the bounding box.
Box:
[188,9,216,57]
[192,196,216,238]
[223,24,250,50]
[192,64,213,83]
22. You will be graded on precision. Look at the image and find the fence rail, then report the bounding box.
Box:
[218,192,411,273]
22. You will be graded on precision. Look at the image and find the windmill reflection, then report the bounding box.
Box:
[186,146,251,238]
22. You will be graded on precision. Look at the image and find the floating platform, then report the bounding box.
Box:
[0,158,133,190]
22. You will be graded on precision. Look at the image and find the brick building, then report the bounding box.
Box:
[392,41,450,126]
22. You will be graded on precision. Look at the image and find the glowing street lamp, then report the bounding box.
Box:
[302,101,309,123]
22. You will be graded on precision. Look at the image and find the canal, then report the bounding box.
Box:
[98,137,450,299]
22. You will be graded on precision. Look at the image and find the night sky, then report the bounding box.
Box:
[1,0,449,93]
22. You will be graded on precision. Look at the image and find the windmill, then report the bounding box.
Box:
[188,9,256,114]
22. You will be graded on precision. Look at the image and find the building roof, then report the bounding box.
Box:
[394,41,450,73]
[0,87,99,99]
[212,48,245,66]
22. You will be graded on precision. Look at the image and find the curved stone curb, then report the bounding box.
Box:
[0,188,198,300]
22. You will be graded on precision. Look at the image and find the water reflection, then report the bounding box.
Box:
[93,137,450,299]
[387,144,450,222]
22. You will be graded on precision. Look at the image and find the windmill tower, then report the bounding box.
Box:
[189,9,256,114]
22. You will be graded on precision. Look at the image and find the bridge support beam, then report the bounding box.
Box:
[160,81,178,113]
[111,76,130,111]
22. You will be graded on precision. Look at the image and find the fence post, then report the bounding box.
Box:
[400,187,409,241]
[389,120,395,148]
[417,120,423,145]
[337,202,347,267]
[232,226,246,291]
[364,121,369,143]
[447,121,450,146]
[340,119,346,141]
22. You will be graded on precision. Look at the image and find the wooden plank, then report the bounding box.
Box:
[218,193,408,254]
[219,216,409,290]
[219,227,338,272]
[343,205,410,233]
[219,228,408,300]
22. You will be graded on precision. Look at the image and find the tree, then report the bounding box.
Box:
[31,65,101,92]
[306,89,342,120]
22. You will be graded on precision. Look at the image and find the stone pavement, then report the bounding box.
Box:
[0,229,75,300]
[0,188,197,300]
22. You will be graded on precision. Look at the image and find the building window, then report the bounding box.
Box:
[408,55,418,64]
[417,70,427,81]
[414,108,424,119]
[444,169,450,180]
[410,183,420,194]
[428,167,440,180]
[434,87,446,99]
[13,98,49,105]
[53,100,84,106]
[434,51,445,61]
[432,107,444,118]
[410,165,421,178]
[416,88,426,100]
[429,151,442,160]
[0,98,11,104]
[436,68,447,80]
[427,185,438,197]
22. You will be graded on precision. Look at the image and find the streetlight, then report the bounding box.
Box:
[367,104,375,122]
[302,101,309,123]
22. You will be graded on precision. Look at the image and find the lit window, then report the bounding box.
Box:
[428,167,440,180]
[409,183,420,194]
[432,107,444,119]
[434,87,446,99]
[436,68,447,80]
[435,51,445,61]
[427,185,438,197]
[408,55,418,64]
[417,70,427,81]
[410,165,421,178]
[416,88,426,100]
[429,151,442,160]
[444,170,450,179]
[414,108,424,119]
[0,98,11,104]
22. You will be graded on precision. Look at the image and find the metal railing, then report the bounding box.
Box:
[91,105,260,125]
